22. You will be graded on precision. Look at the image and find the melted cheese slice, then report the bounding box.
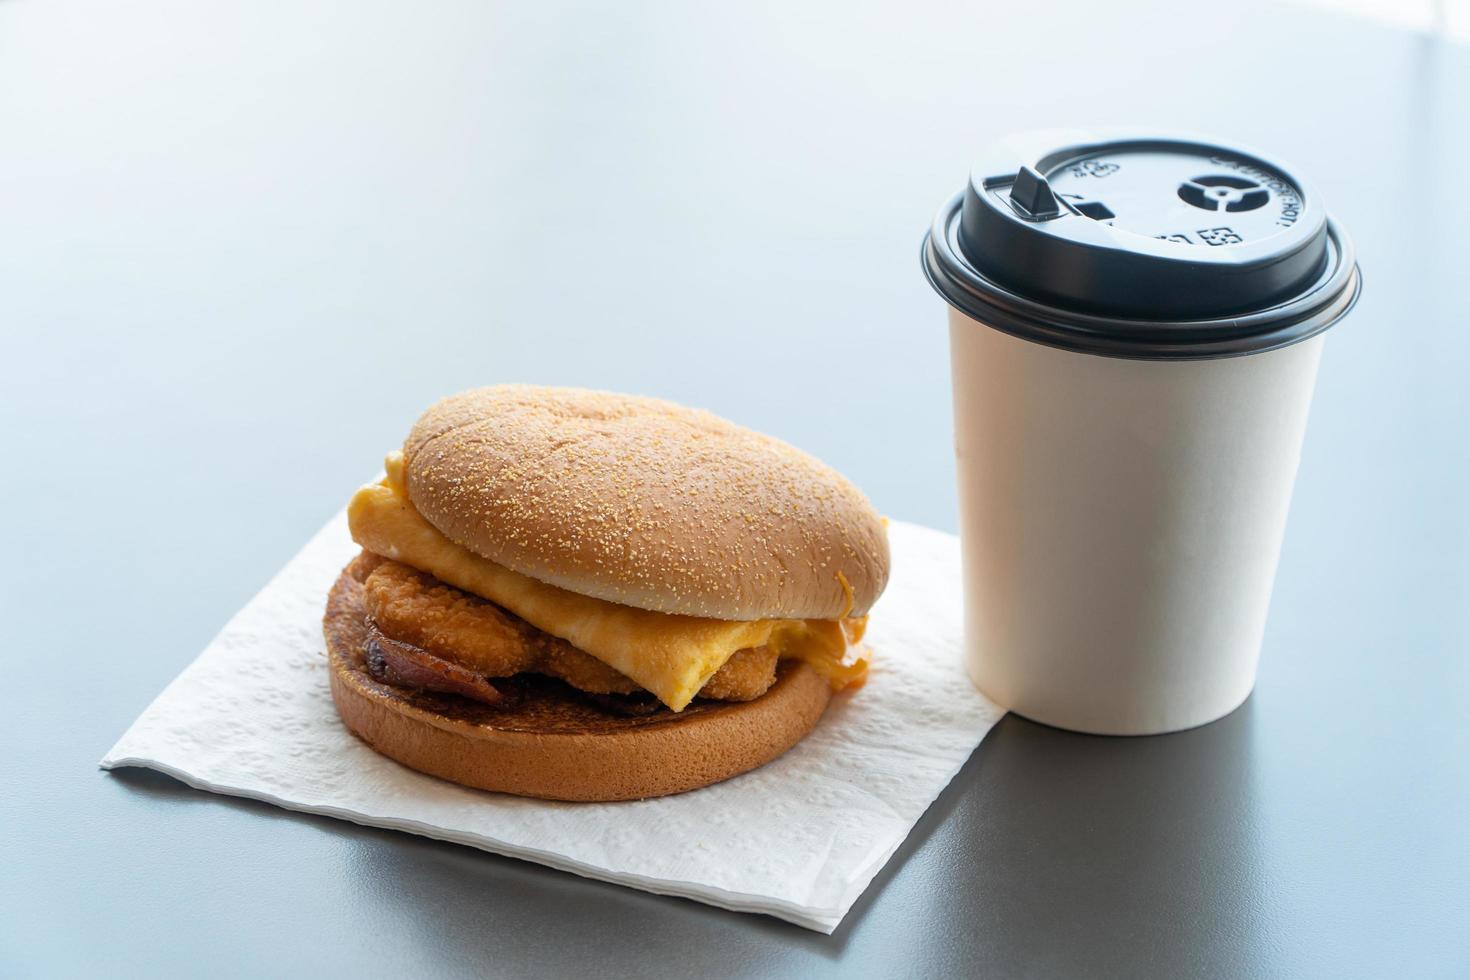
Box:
[345,454,869,710]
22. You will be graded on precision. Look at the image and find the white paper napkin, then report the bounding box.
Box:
[100,513,1003,933]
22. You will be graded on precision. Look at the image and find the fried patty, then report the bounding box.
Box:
[360,555,778,702]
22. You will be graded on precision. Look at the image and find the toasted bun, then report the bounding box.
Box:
[400,385,890,621]
[325,560,832,801]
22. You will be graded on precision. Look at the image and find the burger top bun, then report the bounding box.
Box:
[401,385,890,621]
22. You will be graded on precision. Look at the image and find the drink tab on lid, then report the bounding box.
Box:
[923,130,1361,359]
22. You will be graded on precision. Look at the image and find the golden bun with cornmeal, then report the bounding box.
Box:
[326,385,889,801]
[402,385,890,620]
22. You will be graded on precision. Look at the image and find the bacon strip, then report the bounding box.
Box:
[364,620,506,707]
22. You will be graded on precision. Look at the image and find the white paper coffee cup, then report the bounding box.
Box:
[923,131,1361,735]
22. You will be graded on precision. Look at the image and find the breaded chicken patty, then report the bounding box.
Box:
[360,556,779,702]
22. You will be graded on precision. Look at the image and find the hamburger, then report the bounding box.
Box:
[324,386,890,801]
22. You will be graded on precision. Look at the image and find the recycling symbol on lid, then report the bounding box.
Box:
[1177,175,1271,213]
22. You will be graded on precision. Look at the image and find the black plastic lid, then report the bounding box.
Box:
[922,130,1361,359]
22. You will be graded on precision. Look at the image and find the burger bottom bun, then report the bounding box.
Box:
[324,558,833,802]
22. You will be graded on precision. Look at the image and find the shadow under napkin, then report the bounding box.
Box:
[274,699,1270,977]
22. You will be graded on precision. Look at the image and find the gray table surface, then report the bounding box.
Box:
[2,0,1467,976]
